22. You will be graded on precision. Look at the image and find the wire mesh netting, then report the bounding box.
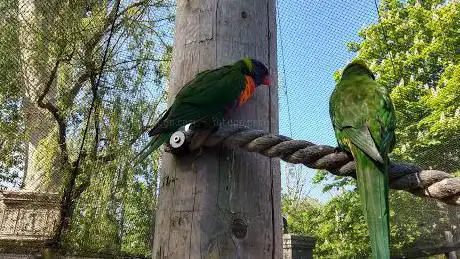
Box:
[1,0,173,256]
[0,0,459,258]
[277,0,460,257]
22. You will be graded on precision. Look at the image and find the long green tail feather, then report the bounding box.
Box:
[350,144,390,259]
[135,133,171,163]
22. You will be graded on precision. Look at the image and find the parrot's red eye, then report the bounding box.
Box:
[263,75,271,87]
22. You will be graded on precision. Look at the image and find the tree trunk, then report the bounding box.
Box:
[152,0,280,258]
[18,0,61,192]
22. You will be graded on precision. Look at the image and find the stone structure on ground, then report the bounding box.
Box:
[283,234,316,259]
[0,190,59,254]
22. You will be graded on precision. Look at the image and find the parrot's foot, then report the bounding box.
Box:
[334,146,345,153]
[210,125,219,133]
[191,119,216,131]
[195,147,204,158]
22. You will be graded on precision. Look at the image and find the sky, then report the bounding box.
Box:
[276,0,379,202]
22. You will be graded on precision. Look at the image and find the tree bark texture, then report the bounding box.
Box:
[152,0,280,258]
[18,0,61,192]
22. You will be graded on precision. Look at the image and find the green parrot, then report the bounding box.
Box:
[329,60,396,258]
[136,58,271,161]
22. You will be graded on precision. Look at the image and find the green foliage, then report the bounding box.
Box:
[66,151,159,256]
[0,0,175,256]
[313,170,354,193]
[289,0,460,257]
[283,187,452,258]
[283,191,370,258]
[0,0,24,189]
[347,0,460,251]
[350,0,460,170]
[56,1,173,255]
[282,193,321,235]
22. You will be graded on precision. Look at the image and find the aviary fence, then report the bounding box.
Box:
[0,0,459,258]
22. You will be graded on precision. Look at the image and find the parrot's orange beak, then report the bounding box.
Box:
[262,75,271,87]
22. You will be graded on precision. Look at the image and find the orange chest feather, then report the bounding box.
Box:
[238,76,256,106]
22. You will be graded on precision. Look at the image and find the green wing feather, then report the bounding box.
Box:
[135,133,171,163]
[329,61,396,258]
[341,125,384,163]
[136,63,246,162]
[149,66,245,136]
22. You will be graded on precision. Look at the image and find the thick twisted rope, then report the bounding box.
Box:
[165,124,460,206]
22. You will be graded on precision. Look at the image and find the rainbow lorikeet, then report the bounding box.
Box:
[329,60,396,258]
[136,58,270,161]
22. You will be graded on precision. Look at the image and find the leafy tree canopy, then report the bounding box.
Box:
[0,0,175,256]
[288,0,460,257]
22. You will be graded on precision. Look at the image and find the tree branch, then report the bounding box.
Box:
[66,71,91,104]
[85,0,152,51]
[36,53,73,163]
[105,58,170,69]
[117,0,151,18]
[128,16,175,24]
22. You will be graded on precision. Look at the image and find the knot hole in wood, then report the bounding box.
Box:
[231,218,247,239]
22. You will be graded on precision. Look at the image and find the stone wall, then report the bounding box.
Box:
[0,190,59,254]
[283,234,316,259]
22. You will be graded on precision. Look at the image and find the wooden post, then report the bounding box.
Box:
[152,0,280,258]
